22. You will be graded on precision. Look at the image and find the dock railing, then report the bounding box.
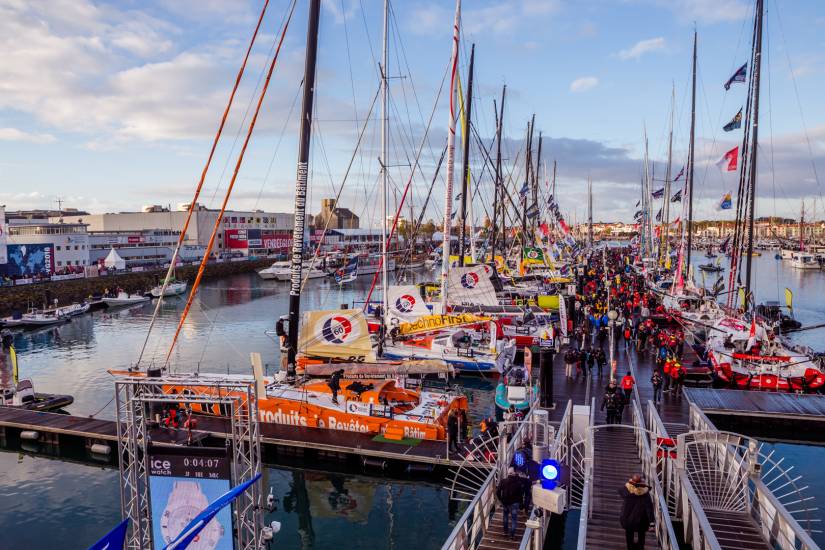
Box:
[686,403,821,550]
[442,404,550,550]
[575,397,595,550]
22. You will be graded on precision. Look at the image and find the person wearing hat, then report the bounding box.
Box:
[496,467,523,540]
[618,474,654,549]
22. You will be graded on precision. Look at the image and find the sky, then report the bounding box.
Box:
[0,0,823,225]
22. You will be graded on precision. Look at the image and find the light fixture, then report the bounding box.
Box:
[540,459,561,489]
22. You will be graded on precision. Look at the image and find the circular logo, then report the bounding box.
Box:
[395,294,416,313]
[460,272,480,288]
[527,250,539,259]
[322,316,352,344]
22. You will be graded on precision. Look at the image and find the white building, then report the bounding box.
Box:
[56,205,295,257]
[3,220,90,275]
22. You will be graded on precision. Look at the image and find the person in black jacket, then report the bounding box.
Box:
[328,369,344,405]
[496,468,523,539]
[618,474,654,549]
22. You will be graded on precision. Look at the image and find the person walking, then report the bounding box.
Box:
[586,350,595,376]
[595,348,607,377]
[620,371,635,403]
[497,467,523,540]
[673,362,686,397]
[275,316,287,349]
[618,474,654,550]
[564,348,577,378]
[651,369,663,404]
[601,385,620,425]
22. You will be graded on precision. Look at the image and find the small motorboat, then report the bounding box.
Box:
[150,280,188,298]
[55,302,90,317]
[103,292,151,307]
[0,312,25,328]
[494,361,536,412]
[1,380,74,412]
[20,309,67,327]
[698,263,723,273]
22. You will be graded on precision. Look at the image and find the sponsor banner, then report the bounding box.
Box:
[298,309,375,361]
[247,228,262,247]
[51,273,85,281]
[127,235,143,244]
[2,244,54,276]
[387,285,430,322]
[225,229,248,249]
[558,294,568,337]
[446,266,498,306]
[14,278,34,286]
[0,206,6,264]
[398,313,490,336]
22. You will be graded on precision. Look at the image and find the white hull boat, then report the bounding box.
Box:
[258,261,328,281]
[150,281,188,297]
[103,292,151,307]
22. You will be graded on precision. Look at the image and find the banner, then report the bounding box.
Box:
[298,309,375,362]
[2,244,54,276]
[558,294,568,338]
[398,313,489,336]
[785,288,793,312]
[387,285,431,322]
[522,246,546,265]
[0,206,6,265]
[446,266,498,306]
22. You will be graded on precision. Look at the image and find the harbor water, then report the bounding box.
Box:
[1,258,824,548]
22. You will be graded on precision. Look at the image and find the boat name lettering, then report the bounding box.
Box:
[260,408,308,427]
[328,416,370,433]
[403,426,427,439]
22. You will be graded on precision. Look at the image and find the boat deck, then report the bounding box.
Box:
[684,386,825,420]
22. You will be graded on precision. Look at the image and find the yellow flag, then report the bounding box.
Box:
[10,345,18,385]
[785,288,793,312]
[738,287,746,308]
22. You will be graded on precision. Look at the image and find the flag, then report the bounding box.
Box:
[88,519,129,550]
[651,188,664,199]
[10,345,18,385]
[635,200,640,207]
[716,146,738,172]
[785,287,793,312]
[454,192,462,200]
[720,235,731,253]
[655,209,662,222]
[674,166,685,181]
[164,473,262,550]
[724,63,747,90]
[539,223,550,236]
[723,108,743,132]
[718,192,733,210]
[526,203,540,219]
[522,246,546,264]
[633,210,643,219]
[671,217,680,225]
[519,182,528,197]
[671,190,682,203]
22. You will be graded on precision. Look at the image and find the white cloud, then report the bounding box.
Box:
[569,76,598,92]
[616,37,666,60]
[658,0,749,24]
[409,1,560,36]
[0,127,56,144]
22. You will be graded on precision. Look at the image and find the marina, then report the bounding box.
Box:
[1,0,825,549]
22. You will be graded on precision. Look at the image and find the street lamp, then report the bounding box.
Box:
[607,309,618,383]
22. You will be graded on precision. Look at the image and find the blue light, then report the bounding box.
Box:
[514,451,526,468]
[540,459,561,489]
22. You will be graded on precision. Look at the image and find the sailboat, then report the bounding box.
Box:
[150,279,187,297]
[334,257,358,285]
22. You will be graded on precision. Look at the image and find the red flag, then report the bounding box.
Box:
[671,217,680,225]
[559,220,570,234]
[749,319,756,338]
[716,146,739,172]
[539,223,549,236]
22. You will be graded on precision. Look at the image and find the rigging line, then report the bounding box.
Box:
[164,0,298,366]
[301,84,382,289]
[341,0,360,137]
[771,0,824,212]
[362,50,450,309]
[135,0,273,367]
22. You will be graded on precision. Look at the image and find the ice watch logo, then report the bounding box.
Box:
[322,316,353,344]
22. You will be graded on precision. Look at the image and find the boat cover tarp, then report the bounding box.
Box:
[298,309,376,362]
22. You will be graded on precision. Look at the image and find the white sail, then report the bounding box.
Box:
[447,265,498,306]
[387,285,431,322]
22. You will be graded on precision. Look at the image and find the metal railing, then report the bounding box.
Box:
[575,397,595,550]
[441,407,543,550]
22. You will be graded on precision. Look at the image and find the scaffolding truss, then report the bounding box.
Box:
[115,375,262,550]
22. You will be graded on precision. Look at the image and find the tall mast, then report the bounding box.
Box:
[439,0,461,314]
[587,177,593,247]
[458,44,475,267]
[286,0,322,378]
[686,30,697,273]
[744,0,764,306]
[522,116,534,240]
[492,85,505,262]
[552,160,557,198]
[380,0,389,319]
[533,133,543,243]
[661,86,675,265]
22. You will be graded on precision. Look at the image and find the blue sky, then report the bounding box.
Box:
[0,0,823,224]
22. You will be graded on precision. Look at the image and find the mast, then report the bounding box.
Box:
[286,0,322,378]
[458,44,475,267]
[381,0,389,319]
[522,116,534,241]
[492,85,505,262]
[533,133,543,243]
[661,85,675,265]
[744,0,763,306]
[686,30,697,272]
[587,177,593,247]
[439,0,461,314]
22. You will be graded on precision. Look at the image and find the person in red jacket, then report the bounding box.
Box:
[620,371,635,402]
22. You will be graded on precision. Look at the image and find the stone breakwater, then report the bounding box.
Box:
[0,259,274,317]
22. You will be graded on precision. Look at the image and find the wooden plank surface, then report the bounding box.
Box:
[684,387,825,420]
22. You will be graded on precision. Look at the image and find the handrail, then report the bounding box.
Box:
[575,397,595,550]
[678,468,723,550]
[752,478,820,550]
[441,408,538,550]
